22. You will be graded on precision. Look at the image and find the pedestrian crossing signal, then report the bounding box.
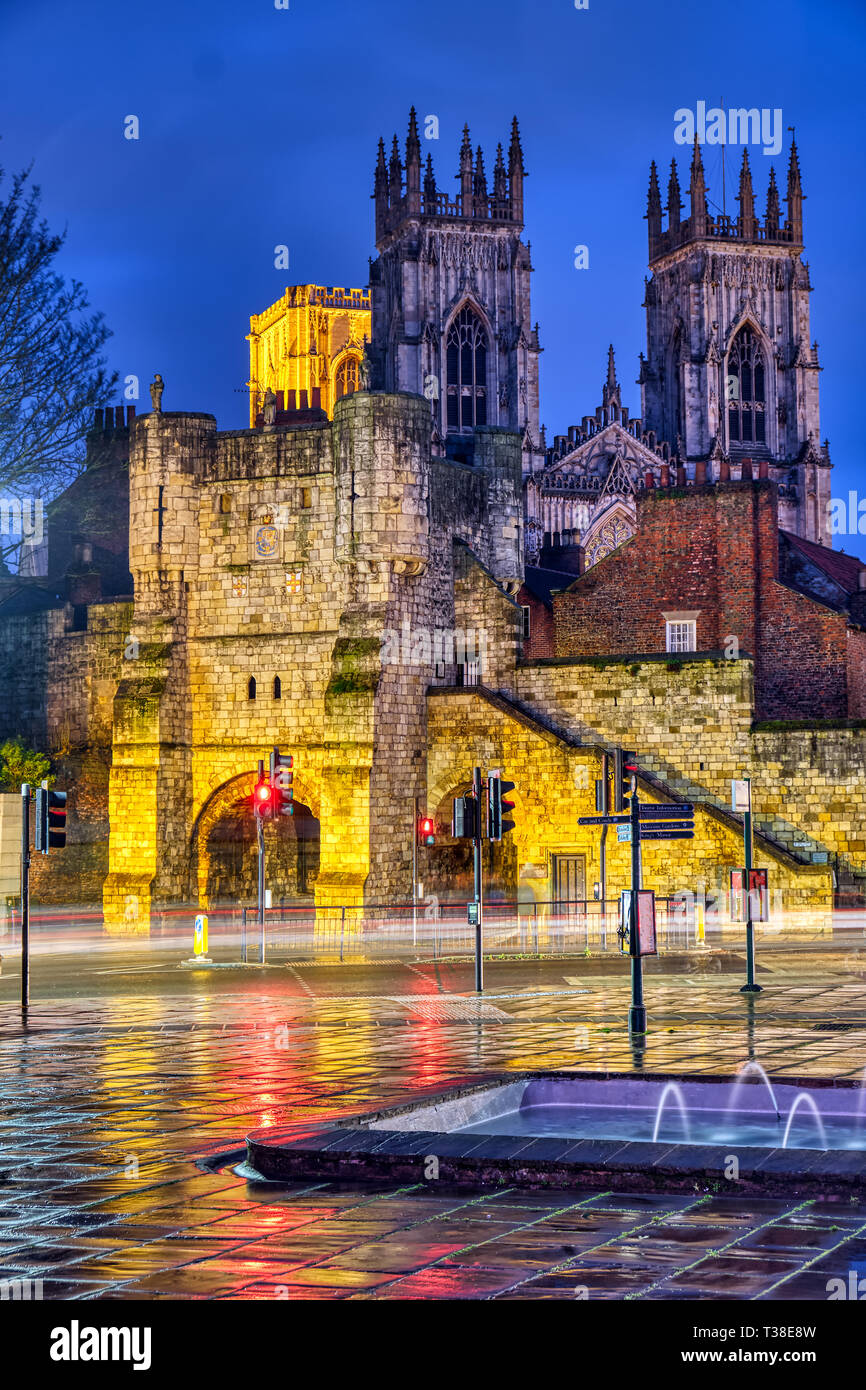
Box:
[270,747,294,817]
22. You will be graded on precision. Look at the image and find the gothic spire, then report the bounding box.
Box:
[474,144,488,208]
[765,165,780,235]
[602,344,621,411]
[459,124,474,214]
[688,135,708,236]
[423,152,437,208]
[405,107,421,215]
[374,137,389,240]
[737,148,756,238]
[786,135,804,242]
[389,134,403,201]
[508,116,525,222]
[493,142,508,211]
[646,160,662,254]
[667,157,682,229]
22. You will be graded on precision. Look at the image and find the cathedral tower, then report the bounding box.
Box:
[640,137,830,542]
[369,109,542,473]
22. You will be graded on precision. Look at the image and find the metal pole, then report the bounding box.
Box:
[412,794,418,949]
[20,783,30,1015]
[473,766,483,993]
[741,776,762,993]
[629,782,647,1034]
[600,752,609,944]
[241,906,247,964]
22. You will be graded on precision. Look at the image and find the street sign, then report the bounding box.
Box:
[639,821,694,831]
[731,779,751,813]
[617,824,632,843]
[577,813,630,826]
[638,829,695,840]
[638,803,694,818]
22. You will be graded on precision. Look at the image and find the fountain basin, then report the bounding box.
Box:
[247,1071,866,1197]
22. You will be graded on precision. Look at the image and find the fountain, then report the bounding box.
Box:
[782,1093,828,1150]
[652,1081,691,1144]
[725,1060,782,1125]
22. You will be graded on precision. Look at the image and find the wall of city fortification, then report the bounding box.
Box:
[514,655,866,877]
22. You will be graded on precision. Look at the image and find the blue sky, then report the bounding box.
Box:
[2,0,864,508]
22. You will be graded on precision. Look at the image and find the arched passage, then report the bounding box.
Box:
[190,772,320,908]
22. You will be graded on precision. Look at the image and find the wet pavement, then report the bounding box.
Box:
[1,934,866,1300]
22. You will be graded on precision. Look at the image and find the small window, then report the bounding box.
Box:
[219,494,232,514]
[273,676,282,699]
[248,676,256,700]
[666,620,696,654]
[300,487,312,509]
[521,605,531,640]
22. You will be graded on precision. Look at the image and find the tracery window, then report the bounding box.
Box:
[727,328,766,446]
[334,354,361,401]
[446,307,487,431]
[584,515,634,570]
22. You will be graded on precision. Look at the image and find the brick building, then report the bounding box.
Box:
[549,480,866,720]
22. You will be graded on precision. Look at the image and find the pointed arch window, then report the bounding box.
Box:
[273,676,282,700]
[727,328,766,446]
[334,354,361,402]
[248,677,256,701]
[446,307,487,431]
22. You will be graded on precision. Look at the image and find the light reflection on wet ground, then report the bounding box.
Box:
[0,937,865,1299]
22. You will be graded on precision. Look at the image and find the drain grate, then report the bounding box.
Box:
[387,996,510,1021]
[813,1022,854,1032]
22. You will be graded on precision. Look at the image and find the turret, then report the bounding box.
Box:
[389,134,403,206]
[374,137,388,241]
[493,143,508,217]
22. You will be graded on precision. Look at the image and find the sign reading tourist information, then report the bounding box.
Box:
[637,804,694,818]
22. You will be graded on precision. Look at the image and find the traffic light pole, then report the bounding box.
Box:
[741,777,761,994]
[473,766,483,994]
[599,751,609,940]
[20,783,30,1015]
[256,758,266,964]
[412,794,418,948]
[629,785,647,1034]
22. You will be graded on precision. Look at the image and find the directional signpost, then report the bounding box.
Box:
[579,767,696,1032]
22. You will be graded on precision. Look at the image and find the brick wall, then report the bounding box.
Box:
[552,480,853,719]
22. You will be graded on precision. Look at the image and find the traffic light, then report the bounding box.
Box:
[270,747,294,817]
[614,749,638,811]
[417,814,436,847]
[253,771,274,820]
[451,794,478,839]
[487,773,516,841]
[35,783,67,853]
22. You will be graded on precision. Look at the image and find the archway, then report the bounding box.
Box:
[191,773,320,908]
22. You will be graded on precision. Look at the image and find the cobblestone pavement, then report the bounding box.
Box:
[1,946,865,1300]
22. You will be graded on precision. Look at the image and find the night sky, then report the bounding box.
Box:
[2,0,865,509]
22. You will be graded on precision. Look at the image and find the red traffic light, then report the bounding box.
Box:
[418,815,436,846]
[255,784,270,802]
[253,779,274,818]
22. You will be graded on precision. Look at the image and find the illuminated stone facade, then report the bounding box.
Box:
[247,284,371,426]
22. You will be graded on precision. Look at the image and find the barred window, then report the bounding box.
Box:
[727,328,766,446]
[446,307,487,431]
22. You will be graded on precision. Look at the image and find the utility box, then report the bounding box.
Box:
[0,794,20,902]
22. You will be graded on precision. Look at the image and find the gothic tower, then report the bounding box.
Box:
[640,138,831,542]
[369,109,543,473]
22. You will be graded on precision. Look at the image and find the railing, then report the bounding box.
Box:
[229,898,705,962]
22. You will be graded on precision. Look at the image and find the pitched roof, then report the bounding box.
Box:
[781,530,866,595]
[521,566,577,606]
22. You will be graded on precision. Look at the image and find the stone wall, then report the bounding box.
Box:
[514,654,866,881]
